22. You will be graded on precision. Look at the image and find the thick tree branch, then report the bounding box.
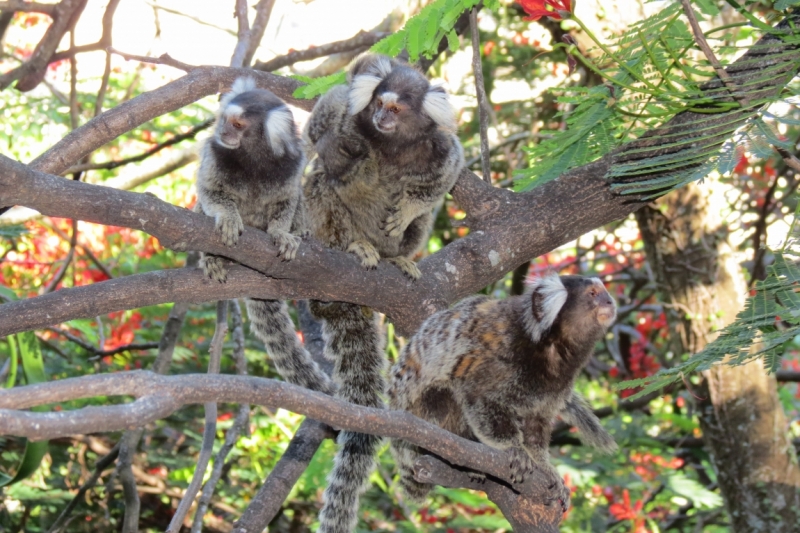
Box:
[0,371,554,498]
[242,0,276,68]
[28,67,307,177]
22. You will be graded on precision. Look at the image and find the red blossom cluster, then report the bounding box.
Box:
[516,0,573,21]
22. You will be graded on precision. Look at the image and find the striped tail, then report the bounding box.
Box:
[312,301,386,533]
[246,299,334,394]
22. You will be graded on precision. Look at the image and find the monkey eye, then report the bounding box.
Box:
[390,106,401,114]
[376,98,383,108]
[231,120,245,130]
[589,288,598,297]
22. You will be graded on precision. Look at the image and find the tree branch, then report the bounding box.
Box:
[242,0,276,68]
[253,30,389,72]
[0,371,554,498]
[469,7,491,182]
[0,1,57,15]
[0,0,88,92]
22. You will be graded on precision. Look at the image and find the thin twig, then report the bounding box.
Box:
[678,0,747,106]
[253,30,389,72]
[117,429,143,533]
[45,443,121,533]
[777,147,800,173]
[46,327,158,357]
[45,221,114,280]
[192,300,250,533]
[107,47,196,73]
[62,119,212,175]
[229,0,251,69]
[43,219,78,293]
[167,301,228,533]
[242,0,276,68]
[94,51,112,117]
[469,8,491,183]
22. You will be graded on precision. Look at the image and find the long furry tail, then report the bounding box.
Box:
[561,392,618,454]
[246,299,334,394]
[312,301,386,533]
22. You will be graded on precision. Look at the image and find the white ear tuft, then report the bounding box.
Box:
[423,86,457,131]
[523,272,567,342]
[265,106,296,158]
[348,74,383,115]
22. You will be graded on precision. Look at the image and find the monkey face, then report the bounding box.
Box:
[372,92,407,134]
[215,104,251,149]
[558,276,617,337]
[213,87,298,158]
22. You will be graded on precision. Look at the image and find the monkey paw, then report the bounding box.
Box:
[543,470,571,514]
[507,447,535,484]
[382,210,409,239]
[269,229,301,261]
[346,240,380,270]
[387,257,421,280]
[215,212,244,247]
[467,471,487,485]
[201,255,229,283]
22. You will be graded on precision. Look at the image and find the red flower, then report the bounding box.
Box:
[517,0,572,21]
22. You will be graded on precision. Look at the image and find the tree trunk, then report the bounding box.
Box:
[636,181,800,532]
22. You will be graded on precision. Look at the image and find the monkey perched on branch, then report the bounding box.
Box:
[389,273,619,511]
[195,78,333,394]
[303,54,464,533]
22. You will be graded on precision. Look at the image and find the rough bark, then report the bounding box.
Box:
[637,181,800,532]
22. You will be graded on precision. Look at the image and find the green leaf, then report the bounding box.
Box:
[446,29,460,52]
[292,72,347,99]
[0,332,49,488]
[665,472,723,509]
[775,0,800,9]
[691,0,719,17]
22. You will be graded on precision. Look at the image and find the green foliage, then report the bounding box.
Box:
[293,0,484,99]
[664,472,723,509]
[616,199,800,398]
[515,1,800,194]
[0,332,49,488]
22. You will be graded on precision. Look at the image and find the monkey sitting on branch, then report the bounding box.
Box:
[194,77,332,394]
[302,53,464,533]
[389,273,619,511]
[303,53,464,280]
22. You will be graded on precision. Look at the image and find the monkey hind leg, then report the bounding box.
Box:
[390,439,432,503]
[318,431,383,533]
[245,298,334,394]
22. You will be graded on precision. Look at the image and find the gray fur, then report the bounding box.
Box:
[195,79,332,395]
[303,54,464,533]
[389,275,618,509]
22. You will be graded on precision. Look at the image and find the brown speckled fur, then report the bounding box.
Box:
[389,274,619,507]
[303,54,464,533]
[195,79,332,396]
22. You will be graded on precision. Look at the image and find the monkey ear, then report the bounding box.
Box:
[220,77,257,108]
[348,54,394,82]
[523,272,567,342]
[348,74,383,115]
[423,85,457,131]
[265,106,297,158]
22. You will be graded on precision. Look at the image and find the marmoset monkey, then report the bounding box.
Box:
[303,54,464,533]
[195,78,332,394]
[389,273,619,510]
[304,53,464,280]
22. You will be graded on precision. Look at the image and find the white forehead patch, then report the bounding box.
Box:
[223,104,244,119]
[379,91,399,106]
[349,74,383,115]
